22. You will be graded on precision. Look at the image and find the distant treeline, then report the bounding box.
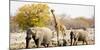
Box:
[10,16,94,33]
[60,16,94,29]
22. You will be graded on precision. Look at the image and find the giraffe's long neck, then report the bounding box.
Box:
[51,9,60,46]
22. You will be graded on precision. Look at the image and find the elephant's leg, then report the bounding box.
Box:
[32,36,37,47]
[70,38,73,46]
[73,38,76,46]
[25,36,31,48]
[41,42,46,47]
[35,39,39,48]
[75,40,78,45]
[32,36,39,48]
[70,39,74,46]
[70,36,73,45]
[43,43,46,47]
[72,39,74,46]
[73,38,78,45]
[47,43,49,47]
[73,41,75,45]
[85,40,88,45]
[82,40,85,45]
[44,43,48,48]
[37,39,42,48]
[73,41,77,45]
[63,39,67,46]
[44,42,50,47]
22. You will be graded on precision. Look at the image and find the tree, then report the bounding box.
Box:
[15,3,50,30]
[10,16,19,32]
[74,17,90,28]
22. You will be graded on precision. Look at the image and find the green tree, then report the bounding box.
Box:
[15,3,50,30]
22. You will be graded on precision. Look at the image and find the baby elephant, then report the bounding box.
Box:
[70,30,89,46]
[26,27,52,48]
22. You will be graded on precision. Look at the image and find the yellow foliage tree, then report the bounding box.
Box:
[15,3,50,30]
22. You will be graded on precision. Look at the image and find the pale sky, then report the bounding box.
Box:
[10,1,94,18]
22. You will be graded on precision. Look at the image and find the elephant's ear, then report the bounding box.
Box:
[31,28,37,35]
[35,31,41,39]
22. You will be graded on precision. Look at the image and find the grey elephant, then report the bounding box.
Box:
[25,27,53,48]
[52,31,68,46]
[70,29,89,46]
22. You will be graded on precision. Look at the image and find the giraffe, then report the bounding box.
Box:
[51,9,67,46]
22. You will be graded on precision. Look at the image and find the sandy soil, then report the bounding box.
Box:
[9,28,95,50]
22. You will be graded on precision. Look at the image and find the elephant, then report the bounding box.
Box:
[70,29,89,46]
[25,27,53,48]
[58,39,68,46]
[51,31,68,46]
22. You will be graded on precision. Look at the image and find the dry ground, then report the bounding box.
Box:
[10,28,95,50]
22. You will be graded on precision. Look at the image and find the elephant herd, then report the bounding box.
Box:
[25,27,90,48]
